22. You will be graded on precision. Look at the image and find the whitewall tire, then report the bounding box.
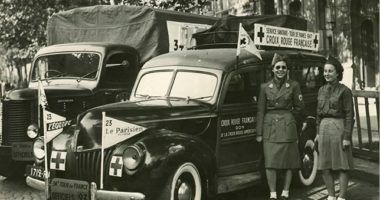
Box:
[298,139,318,186]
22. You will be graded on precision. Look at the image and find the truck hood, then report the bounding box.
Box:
[76,98,215,149]
[5,84,93,101]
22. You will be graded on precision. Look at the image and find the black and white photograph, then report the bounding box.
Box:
[0,0,378,199]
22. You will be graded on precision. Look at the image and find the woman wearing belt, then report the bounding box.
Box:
[316,57,354,200]
[256,53,305,200]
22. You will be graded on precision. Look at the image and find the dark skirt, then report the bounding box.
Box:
[263,141,301,169]
[317,118,354,170]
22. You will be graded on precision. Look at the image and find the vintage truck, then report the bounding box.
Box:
[0,5,217,178]
[26,16,322,200]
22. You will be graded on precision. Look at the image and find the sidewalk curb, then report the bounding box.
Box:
[351,169,379,186]
[351,158,379,186]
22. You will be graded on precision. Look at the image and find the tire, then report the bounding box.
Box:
[159,162,202,200]
[298,139,318,186]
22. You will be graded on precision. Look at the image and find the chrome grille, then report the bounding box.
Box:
[2,100,33,145]
[65,148,114,186]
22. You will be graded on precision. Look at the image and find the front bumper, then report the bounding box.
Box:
[26,176,45,191]
[26,176,146,200]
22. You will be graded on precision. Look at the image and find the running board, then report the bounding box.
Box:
[217,171,262,194]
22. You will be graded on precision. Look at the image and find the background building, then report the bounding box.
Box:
[210,0,379,89]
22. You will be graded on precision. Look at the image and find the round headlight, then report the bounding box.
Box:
[123,145,144,171]
[27,124,38,139]
[33,137,45,160]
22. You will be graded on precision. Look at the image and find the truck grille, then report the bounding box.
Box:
[65,148,114,186]
[2,100,33,145]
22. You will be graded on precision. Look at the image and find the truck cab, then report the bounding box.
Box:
[0,43,139,176]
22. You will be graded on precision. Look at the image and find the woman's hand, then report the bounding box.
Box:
[256,136,263,142]
[342,139,351,151]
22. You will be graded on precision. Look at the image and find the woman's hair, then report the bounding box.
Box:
[325,56,344,81]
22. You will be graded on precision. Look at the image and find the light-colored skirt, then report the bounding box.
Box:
[317,118,354,170]
[264,141,300,169]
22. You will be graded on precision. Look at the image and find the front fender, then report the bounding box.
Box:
[109,128,216,198]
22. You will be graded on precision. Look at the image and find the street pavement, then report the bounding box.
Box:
[217,175,379,200]
[0,175,377,200]
[0,176,43,200]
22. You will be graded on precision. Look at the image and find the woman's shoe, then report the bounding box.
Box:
[269,198,277,200]
[280,196,289,200]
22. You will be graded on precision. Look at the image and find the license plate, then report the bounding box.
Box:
[12,142,34,161]
[26,165,45,179]
[51,178,89,200]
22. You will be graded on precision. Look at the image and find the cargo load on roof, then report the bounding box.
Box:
[193,15,307,49]
[47,5,217,63]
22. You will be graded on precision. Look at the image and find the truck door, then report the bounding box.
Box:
[96,52,138,104]
[217,67,264,177]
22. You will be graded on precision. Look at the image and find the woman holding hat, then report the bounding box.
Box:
[315,57,354,200]
[256,53,305,200]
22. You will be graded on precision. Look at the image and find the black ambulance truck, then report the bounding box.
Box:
[26,15,323,200]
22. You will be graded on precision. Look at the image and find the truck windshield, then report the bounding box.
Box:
[31,52,100,80]
[135,70,217,101]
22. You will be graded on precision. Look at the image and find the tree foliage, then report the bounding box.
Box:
[0,1,69,64]
[0,0,73,87]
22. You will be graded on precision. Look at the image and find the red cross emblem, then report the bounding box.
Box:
[109,156,123,177]
[50,151,67,171]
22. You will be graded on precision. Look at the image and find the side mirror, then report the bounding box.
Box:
[105,60,130,68]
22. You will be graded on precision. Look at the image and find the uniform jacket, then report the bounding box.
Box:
[256,79,305,142]
[316,82,354,140]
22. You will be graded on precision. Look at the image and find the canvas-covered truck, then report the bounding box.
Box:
[0,5,217,178]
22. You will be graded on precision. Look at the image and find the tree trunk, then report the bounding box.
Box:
[278,0,283,14]
[261,0,275,15]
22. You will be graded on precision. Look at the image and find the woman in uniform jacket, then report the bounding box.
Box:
[256,53,305,200]
[315,57,354,200]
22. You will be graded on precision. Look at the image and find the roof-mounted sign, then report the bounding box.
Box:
[254,23,320,51]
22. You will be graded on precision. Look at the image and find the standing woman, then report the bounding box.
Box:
[256,53,305,200]
[316,57,354,200]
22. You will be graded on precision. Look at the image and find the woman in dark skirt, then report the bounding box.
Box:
[315,57,354,200]
[256,53,305,200]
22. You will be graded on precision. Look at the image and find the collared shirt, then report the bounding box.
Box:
[316,82,354,140]
[273,77,285,89]
[256,79,305,137]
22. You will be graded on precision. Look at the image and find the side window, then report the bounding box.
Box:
[291,63,324,92]
[223,70,261,105]
[102,53,136,86]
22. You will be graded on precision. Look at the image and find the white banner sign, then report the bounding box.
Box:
[254,24,320,51]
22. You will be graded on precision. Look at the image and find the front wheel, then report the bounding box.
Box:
[298,140,318,186]
[159,162,202,200]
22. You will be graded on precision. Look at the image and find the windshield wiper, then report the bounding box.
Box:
[192,96,213,100]
[167,96,212,106]
[76,70,98,83]
[135,94,154,99]
[44,70,67,79]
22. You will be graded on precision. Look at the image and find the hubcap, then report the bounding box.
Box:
[177,180,193,200]
[301,148,314,178]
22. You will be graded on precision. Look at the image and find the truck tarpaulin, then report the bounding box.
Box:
[47,5,216,63]
[193,15,307,48]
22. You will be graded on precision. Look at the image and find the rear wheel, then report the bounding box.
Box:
[298,139,318,186]
[159,162,202,200]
